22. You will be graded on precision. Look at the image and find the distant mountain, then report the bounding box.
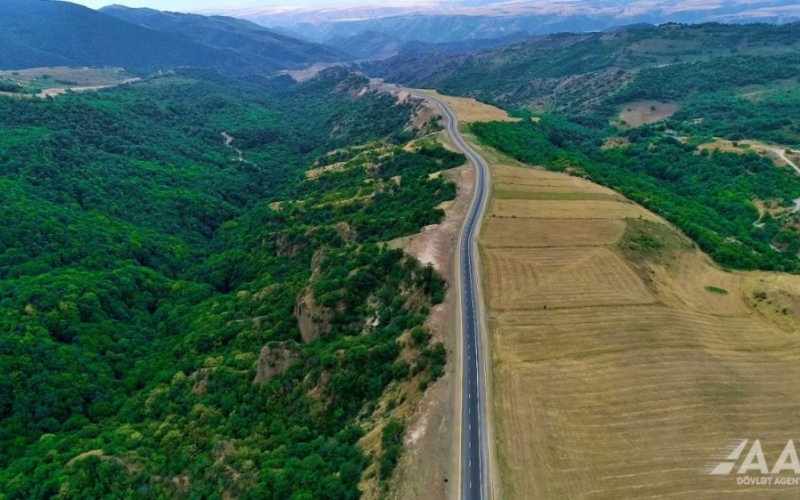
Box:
[326,31,404,60]
[223,0,800,44]
[100,5,350,69]
[403,31,532,53]
[0,0,264,73]
[327,29,531,60]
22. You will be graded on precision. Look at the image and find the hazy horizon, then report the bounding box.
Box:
[65,0,406,11]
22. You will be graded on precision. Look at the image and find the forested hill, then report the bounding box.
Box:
[0,68,463,498]
[0,0,268,73]
[100,5,350,69]
[364,22,800,113]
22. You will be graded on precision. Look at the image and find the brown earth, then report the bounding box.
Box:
[253,342,301,384]
[614,100,679,128]
[478,149,800,499]
[284,63,336,82]
[293,290,332,344]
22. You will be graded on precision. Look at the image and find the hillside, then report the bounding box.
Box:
[100,5,350,69]
[366,22,800,113]
[326,31,404,60]
[327,30,531,61]
[371,22,800,274]
[0,0,267,73]
[0,68,462,498]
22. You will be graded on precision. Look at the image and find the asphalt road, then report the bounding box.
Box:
[395,88,492,500]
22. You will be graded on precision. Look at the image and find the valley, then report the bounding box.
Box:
[4,2,800,499]
[0,68,463,499]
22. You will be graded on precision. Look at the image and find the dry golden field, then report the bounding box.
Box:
[421,90,522,123]
[479,158,800,499]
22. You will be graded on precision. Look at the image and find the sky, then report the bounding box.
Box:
[67,0,375,11]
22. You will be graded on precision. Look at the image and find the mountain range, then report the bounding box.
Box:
[326,29,531,60]
[100,5,350,69]
[217,0,800,44]
[0,0,348,74]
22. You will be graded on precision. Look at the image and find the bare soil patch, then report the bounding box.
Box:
[305,162,347,179]
[284,63,337,82]
[615,100,679,128]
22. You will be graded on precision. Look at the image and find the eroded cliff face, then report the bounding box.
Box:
[253,341,302,384]
[294,289,333,344]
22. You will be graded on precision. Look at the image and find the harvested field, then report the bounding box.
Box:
[492,182,614,194]
[481,218,626,248]
[493,190,621,201]
[479,159,800,498]
[484,247,654,310]
[421,90,521,123]
[653,252,752,316]
[743,273,800,333]
[492,306,800,500]
[615,100,679,128]
[489,199,662,221]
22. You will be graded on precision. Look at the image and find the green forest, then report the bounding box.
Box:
[0,68,462,498]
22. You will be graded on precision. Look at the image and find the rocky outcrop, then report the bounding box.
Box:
[294,290,333,344]
[190,368,210,395]
[276,232,303,257]
[253,341,301,384]
[334,221,358,244]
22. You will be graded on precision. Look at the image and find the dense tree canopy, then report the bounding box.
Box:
[0,68,461,498]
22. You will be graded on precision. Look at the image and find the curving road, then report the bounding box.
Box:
[392,87,493,500]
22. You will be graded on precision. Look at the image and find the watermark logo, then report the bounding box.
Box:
[706,439,800,486]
